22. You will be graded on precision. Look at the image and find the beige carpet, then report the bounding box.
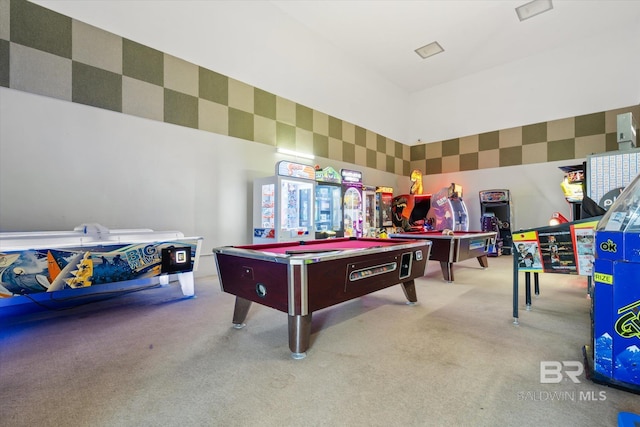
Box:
[1,255,638,427]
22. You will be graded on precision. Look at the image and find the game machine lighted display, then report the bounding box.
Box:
[479,189,513,256]
[253,161,316,244]
[0,223,203,307]
[341,169,363,237]
[426,183,469,232]
[376,186,394,232]
[314,166,343,239]
[584,171,640,393]
[362,184,377,237]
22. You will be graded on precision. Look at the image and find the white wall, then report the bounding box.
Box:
[0,88,404,276]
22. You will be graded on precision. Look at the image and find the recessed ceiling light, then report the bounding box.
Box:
[516,0,553,22]
[415,41,444,60]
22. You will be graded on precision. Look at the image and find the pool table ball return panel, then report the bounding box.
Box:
[389,231,496,283]
[213,237,431,359]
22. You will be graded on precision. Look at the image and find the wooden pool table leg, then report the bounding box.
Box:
[440,261,454,283]
[288,314,312,359]
[232,297,252,329]
[401,279,418,305]
[477,255,489,269]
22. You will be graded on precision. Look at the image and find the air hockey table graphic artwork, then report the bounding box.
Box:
[0,223,203,303]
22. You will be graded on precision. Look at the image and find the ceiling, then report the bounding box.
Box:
[270,0,640,94]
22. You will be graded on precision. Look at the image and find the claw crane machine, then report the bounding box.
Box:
[315,166,343,239]
[341,169,363,237]
[253,161,316,244]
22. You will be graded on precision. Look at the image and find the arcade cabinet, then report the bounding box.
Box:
[426,183,469,231]
[391,194,432,231]
[559,164,585,221]
[586,171,640,393]
[479,189,513,255]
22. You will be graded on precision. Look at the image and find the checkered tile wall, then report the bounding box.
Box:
[1,0,637,178]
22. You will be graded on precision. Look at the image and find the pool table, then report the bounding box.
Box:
[213,237,431,359]
[389,231,496,283]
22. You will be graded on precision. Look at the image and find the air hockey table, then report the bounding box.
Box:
[213,237,432,359]
[389,230,496,282]
[0,223,203,302]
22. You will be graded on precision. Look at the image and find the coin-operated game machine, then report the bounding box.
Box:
[341,169,363,237]
[426,183,469,232]
[375,186,394,231]
[479,189,513,256]
[559,165,585,221]
[585,171,640,393]
[314,166,343,239]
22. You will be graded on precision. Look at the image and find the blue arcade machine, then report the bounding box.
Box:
[586,172,640,393]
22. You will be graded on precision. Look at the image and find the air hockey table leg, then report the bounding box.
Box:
[177,271,195,297]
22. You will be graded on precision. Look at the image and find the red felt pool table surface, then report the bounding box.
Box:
[234,237,410,254]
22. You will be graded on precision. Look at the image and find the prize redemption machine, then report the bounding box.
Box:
[314,166,343,239]
[253,161,316,244]
[362,185,377,237]
[341,169,364,237]
[585,172,640,393]
[479,189,513,256]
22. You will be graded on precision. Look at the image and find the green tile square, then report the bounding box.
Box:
[228,107,254,141]
[442,138,460,156]
[385,155,394,173]
[313,133,329,158]
[479,131,499,151]
[460,152,478,171]
[411,144,426,160]
[11,0,71,58]
[72,61,121,112]
[123,39,163,87]
[366,148,377,169]
[199,67,228,105]
[575,112,605,137]
[296,104,312,131]
[0,39,8,87]
[376,134,386,153]
[329,116,342,139]
[355,126,366,147]
[605,132,618,152]
[402,160,410,177]
[499,146,522,167]
[395,141,403,158]
[164,88,198,129]
[547,139,575,161]
[342,142,355,164]
[254,88,275,120]
[522,123,547,145]
[276,122,296,150]
[425,158,442,175]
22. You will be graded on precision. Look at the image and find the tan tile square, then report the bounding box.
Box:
[228,78,253,113]
[548,117,574,141]
[459,134,479,154]
[355,145,367,167]
[198,98,228,135]
[276,96,295,126]
[410,160,427,175]
[521,142,547,164]
[342,121,355,144]
[425,141,442,159]
[122,76,163,121]
[254,115,276,146]
[164,54,198,96]
[442,155,459,173]
[0,0,9,41]
[328,137,342,161]
[575,134,606,158]
[313,110,329,135]
[295,128,314,154]
[395,157,405,175]
[478,149,500,169]
[403,144,410,161]
[366,129,377,150]
[377,152,387,170]
[72,20,122,74]
[499,127,521,148]
[11,43,72,101]
[386,138,395,155]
